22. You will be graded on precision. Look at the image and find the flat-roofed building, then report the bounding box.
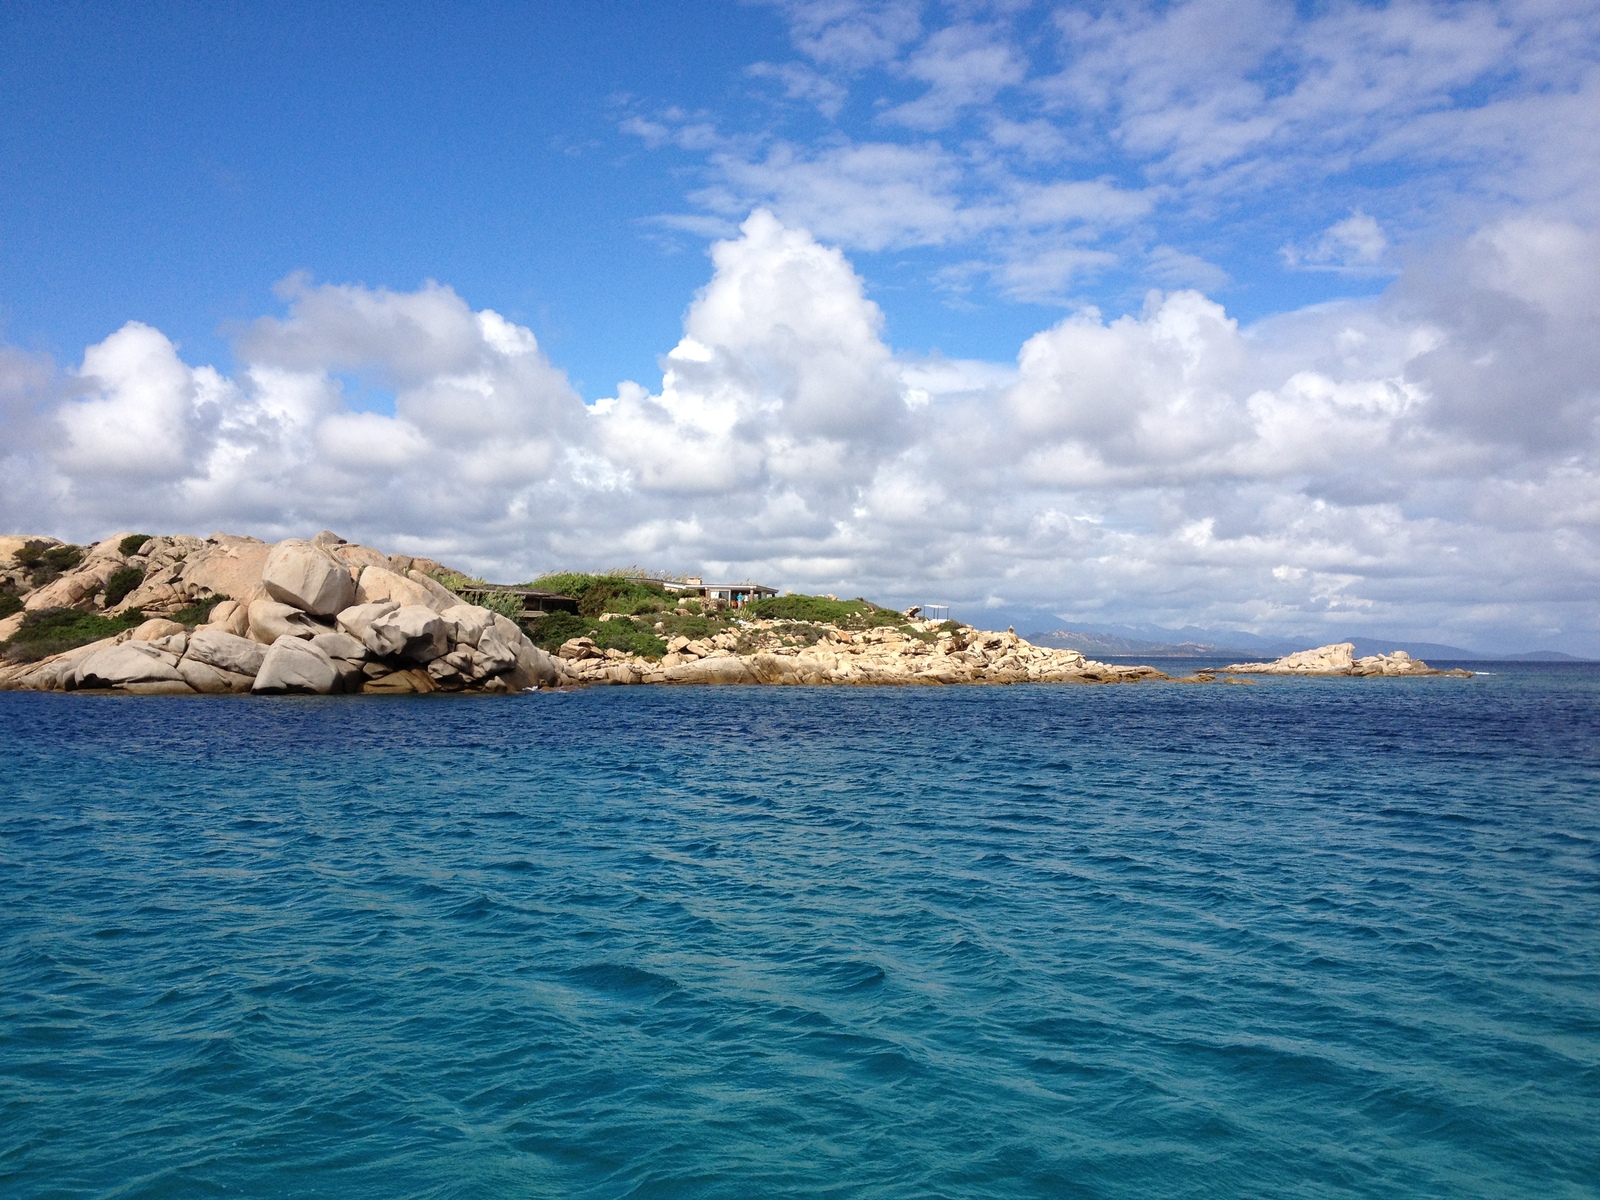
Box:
[458,586,580,617]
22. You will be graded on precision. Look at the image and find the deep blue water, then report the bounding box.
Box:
[3,666,1598,1199]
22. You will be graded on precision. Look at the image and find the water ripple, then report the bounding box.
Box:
[2,667,1598,1197]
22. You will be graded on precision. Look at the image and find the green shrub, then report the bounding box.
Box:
[770,621,830,646]
[657,613,724,641]
[12,540,52,569]
[118,533,153,557]
[523,610,668,660]
[592,618,668,660]
[16,541,84,587]
[2,607,146,663]
[433,571,480,592]
[744,594,880,626]
[525,610,590,650]
[103,566,145,607]
[528,572,673,618]
[170,594,229,627]
[40,545,84,573]
[0,591,22,620]
[477,591,525,620]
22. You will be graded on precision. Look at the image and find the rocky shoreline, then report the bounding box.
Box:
[0,531,1470,695]
[0,531,1163,695]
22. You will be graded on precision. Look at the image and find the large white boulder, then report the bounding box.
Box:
[331,543,391,572]
[177,658,255,694]
[130,617,186,642]
[471,630,518,677]
[334,600,398,642]
[262,540,356,616]
[502,640,562,689]
[74,642,184,689]
[252,635,339,695]
[179,539,272,608]
[355,566,453,614]
[198,599,250,637]
[85,533,135,562]
[312,631,367,661]
[660,657,756,685]
[247,598,329,644]
[362,605,447,663]
[406,569,461,609]
[185,629,268,677]
[441,603,496,648]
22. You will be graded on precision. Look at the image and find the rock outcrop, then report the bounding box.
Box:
[1222,643,1472,677]
[548,622,1166,688]
[261,540,357,616]
[0,531,560,697]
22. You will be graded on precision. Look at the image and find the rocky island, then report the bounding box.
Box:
[0,530,1165,695]
[1220,642,1472,678]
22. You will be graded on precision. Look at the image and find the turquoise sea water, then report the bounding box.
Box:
[3,666,1598,1199]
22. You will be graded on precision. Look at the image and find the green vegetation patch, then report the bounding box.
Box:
[523,610,668,660]
[656,612,726,641]
[170,594,229,627]
[14,541,85,588]
[2,607,146,664]
[766,621,831,647]
[118,533,153,557]
[476,591,524,620]
[524,610,589,649]
[12,540,55,570]
[0,590,22,620]
[591,619,668,660]
[744,593,903,629]
[103,566,145,607]
[528,572,675,618]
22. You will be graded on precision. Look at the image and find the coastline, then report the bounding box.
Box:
[1,530,1469,695]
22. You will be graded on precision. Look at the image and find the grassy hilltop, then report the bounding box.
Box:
[517,572,931,662]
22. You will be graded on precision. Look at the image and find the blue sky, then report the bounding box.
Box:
[3,0,1423,389]
[3,1,1599,652]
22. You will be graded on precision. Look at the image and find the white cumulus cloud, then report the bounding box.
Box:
[2,210,1598,653]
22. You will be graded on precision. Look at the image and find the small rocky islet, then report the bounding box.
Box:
[0,530,1468,695]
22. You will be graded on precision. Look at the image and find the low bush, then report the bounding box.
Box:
[103,566,145,607]
[39,545,84,574]
[768,621,830,646]
[11,540,52,570]
[743,593,902,628]
[523,610,668,660]
[528,572,673,618]
[2,607,146,663]
[118,533,153,557]
[170,594,229,627]
[433,571,480,592]
[591,619,668,660]
[525,610,590,650]
[478,591,525,620]
[15,541,84,588]
[0,591,22,620]
[657,613,725,641]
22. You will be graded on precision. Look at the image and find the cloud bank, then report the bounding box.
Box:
[3,210,1596,653]
[648,0,1600,302]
